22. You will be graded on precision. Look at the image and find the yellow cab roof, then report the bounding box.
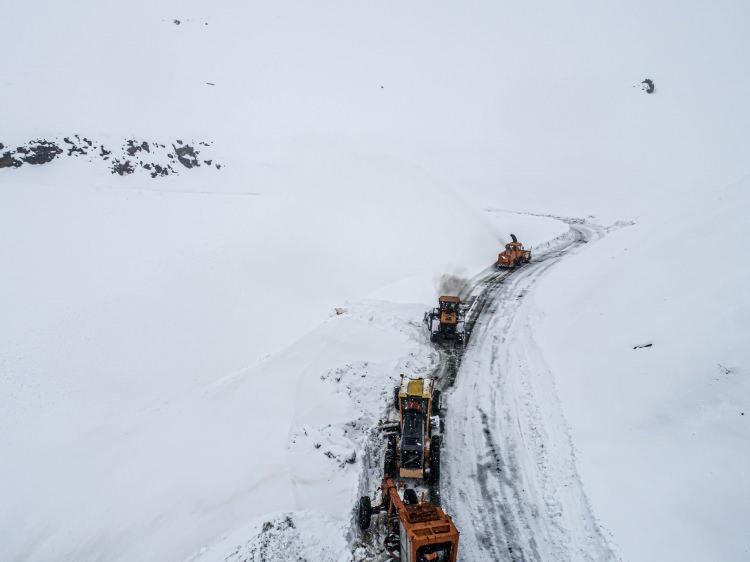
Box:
[401,378,432,399]
[407,379,424,396]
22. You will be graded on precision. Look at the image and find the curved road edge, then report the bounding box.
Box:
[441,218,622,562]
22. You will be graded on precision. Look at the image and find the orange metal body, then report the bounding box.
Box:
[497,241,531,268]
[382,478,459,562]
[438,295,460,327]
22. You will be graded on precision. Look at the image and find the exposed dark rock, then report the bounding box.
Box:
[126,140,151,156]
[2,135,218,178]
[642,78,655,94]
[22,141,62,165]
[111,159,135,175]
[150,163,172,178]
[0,152,22,169]
[125,139,150,156]
[173,143,199,169]
[173,19,181,25]
[63,137,86,156]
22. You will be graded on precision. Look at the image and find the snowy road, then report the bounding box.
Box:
[441,222,618,562]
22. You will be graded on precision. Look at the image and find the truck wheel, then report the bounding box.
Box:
[383,434,397,478]
[429,435,441,484]
[393,386,400,410]
[432,389,441,415]
[403,488,418,505]
[358,496,372,530]
[384,531,400,555]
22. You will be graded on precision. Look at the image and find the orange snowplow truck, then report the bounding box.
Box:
[358,477,459,562]
[424,296,464,343]
[497,234,531,269]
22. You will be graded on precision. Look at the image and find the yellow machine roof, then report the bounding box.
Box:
[406,379,424,397]
[400,378,432,399]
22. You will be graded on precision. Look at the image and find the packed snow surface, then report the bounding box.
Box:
[2,0,749,561]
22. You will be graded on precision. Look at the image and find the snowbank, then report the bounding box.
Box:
[533,183,750,561]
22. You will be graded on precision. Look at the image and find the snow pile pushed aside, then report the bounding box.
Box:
[0,290,433,560]
[532,182,750,561]
[190,512,349,562]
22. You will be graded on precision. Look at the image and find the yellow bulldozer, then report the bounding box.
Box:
[384,377,441,483]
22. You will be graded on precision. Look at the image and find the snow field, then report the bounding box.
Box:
[2,0,749,559]
[533,183,750,561]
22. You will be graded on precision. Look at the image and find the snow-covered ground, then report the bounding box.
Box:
[2,0,749,560]
[532,185,750,561]
[442,222,617,562]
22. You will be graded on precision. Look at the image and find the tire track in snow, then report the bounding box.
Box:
[351,219,622,561]
[441,221,618,562]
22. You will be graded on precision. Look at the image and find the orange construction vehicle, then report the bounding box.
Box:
[497,234,531,269]
[424,296,464,343]
[358,477,459,562]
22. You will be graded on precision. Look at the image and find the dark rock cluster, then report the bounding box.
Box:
[1,139,63,168]
[0,135,222,178]
[173,143,199,169]
[0,151,22,169]
[641,78,655,94]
